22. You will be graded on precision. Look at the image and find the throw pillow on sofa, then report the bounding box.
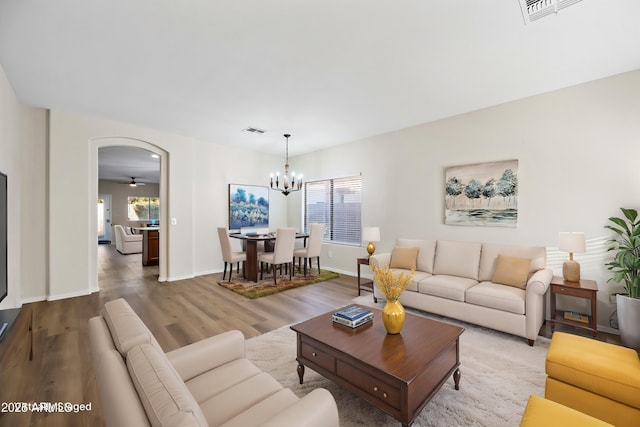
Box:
[389,246,419,270]
[492,254,531,289]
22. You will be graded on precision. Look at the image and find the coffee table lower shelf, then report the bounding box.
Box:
[291,307,464,427]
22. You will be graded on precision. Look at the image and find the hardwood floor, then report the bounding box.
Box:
[0,244,621,426]
[0,244,357,427]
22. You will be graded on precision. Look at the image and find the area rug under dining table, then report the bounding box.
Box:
[217,269,339,299]
[246,301,548,426]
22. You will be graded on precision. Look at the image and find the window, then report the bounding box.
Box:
[304,176,362,245]
[128,197,160,221]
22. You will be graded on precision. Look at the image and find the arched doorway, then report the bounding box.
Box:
[89,138,169,293]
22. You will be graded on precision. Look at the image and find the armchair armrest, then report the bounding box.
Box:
[369,253,391,269]
[123,234,143,242]
[259,389,339,427]
[526,268,553,295]
[166,330,246,382]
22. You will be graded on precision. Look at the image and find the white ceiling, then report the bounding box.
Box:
[1,1,640,160]
[98,146,161,184]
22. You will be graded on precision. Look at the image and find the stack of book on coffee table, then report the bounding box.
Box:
[332,305,373,328]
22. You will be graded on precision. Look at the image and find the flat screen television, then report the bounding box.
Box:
[0,171,6,303]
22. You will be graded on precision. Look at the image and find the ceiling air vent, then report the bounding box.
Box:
[243,127,266,134]
[518,0,583,24]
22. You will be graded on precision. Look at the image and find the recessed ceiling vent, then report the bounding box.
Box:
[243,127,266,134]
[518,0,583,24]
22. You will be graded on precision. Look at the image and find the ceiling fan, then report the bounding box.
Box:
[122,177,146,187]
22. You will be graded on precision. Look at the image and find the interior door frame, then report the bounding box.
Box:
[97,194,112,242]
[89,138,168,293]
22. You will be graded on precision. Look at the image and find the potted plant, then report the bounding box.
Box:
[605,207,640,350]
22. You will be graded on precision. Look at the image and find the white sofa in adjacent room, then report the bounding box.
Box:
[369,239,553,345]
[114,224,143,254]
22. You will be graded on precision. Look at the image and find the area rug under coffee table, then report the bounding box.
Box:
[246,305,548,426]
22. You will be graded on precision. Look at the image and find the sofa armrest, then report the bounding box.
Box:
[259,389,339,427]
[526,268,553,295]
[369,253,391,268]
[166,330,246,382]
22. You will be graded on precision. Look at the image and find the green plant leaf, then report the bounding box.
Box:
[605,208,640,299]
[621,208,638,223]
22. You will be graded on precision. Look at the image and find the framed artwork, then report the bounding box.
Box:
[228,184,269,231]
[444,159,518,227]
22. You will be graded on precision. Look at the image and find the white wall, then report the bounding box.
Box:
[5,61,640,332]
[192,140,289,276]
[0,65,48,308]
[290,69,640,332]
[48,111,288,299]
[98,180,160,233]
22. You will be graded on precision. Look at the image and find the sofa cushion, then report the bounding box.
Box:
[102,298,162,357]
[389,246,419,270]
[418,275,478,302]
[491,255,531,289]
[185,358,262,404]
[465,282,526,315]
[220,388,299,427]
[198,372,284,426]
[479,243,546,282]
[387,270,431,292]
[95,349,152,427]
[433,240,482,280]
[127,344,208,427]
[396,239,437,273]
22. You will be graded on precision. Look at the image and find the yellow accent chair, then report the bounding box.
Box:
[545,332,640,427]
[520,395,614,426]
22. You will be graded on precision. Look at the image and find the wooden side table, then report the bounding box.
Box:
[357,257,377,302]
[549,276,598,337]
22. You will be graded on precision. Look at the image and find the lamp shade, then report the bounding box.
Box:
[362,227,380,242]
[558,232,586,254]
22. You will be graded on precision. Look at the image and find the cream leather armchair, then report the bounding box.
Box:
[114,224,143,254]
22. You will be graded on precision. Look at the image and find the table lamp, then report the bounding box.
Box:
[558,232,586,282]
[362,227,380,258]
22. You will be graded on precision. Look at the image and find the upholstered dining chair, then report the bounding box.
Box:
[217,227,246,282]
[258,227,297,286]
[294,223,325,276]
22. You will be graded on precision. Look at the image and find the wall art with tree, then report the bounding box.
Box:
[444,159,518,227]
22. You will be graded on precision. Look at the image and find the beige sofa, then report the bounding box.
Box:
[89,298,339,427]
[370,239,553,345]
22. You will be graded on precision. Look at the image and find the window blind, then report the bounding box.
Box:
[304,176,362,245]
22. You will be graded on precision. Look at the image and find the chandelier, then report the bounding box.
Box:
[270,133,303,196]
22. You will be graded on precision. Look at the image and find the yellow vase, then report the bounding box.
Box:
[382,299,406,334]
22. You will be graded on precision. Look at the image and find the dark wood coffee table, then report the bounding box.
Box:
[291,306,464,427]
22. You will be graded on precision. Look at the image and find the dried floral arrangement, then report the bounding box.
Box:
[370,263,415,301]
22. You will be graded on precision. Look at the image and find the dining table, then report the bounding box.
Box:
[229,232,308,282]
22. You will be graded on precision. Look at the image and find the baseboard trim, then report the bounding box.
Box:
[47,288,93,302]
[165,274,196,282]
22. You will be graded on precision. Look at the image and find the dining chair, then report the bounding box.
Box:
[258,227,297,286]
[294,223,325,276]
[217,227,246,282]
